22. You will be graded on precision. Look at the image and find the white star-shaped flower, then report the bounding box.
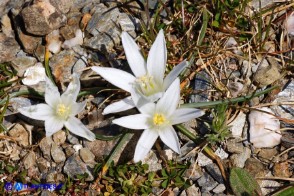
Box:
[91,29,188,115]
[113,78,204,162]
[18,74,96,141]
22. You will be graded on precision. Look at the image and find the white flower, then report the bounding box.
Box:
[112,78,204,162]
[18,74,96,141]
[91,29,188,115]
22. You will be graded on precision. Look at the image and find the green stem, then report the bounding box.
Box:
[181,86,276,108]
[44,46,55,84]
[175,124,201,143]
[102,132,134,175]
[0,87,116,105]
[0,90,44,105]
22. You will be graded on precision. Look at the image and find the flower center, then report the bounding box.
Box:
[153,113,166,126]
[56,103,70,119]
[135,75,160,96]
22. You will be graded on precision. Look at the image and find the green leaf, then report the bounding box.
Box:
[5,165,16,174]
[148,172,156,181]
[274,186,294,196]
[161,169,168,177]
[197,8,209,46]
[230,167,262,196]
[161,179,169,188]
[181,86,276,108]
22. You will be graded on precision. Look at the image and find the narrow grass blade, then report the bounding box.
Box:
[197,8,209,46]
[102,132,134,175]
[181,86,276,108]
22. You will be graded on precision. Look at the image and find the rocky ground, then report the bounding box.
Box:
[0,0,293,195]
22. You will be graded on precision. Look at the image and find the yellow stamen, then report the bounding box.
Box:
[56,104,70,119]
[153,113,166,126]
[138,75,154,89]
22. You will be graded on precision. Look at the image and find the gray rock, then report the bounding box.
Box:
[205,163,224,184]
[34,45,46,62]
[49,50,77,89]
[0,33,20,63]
[212,184,226,194]
[51,143,66,163]
[59,12,82,40]
[244,158,266,178]
[0,0,25,18]
[190,71,210,103]
[50,0,73,14]
[11,97,34,113]
[85,4,135,54]
[39,137,54,161]
[86,4,120,36]
[84,138,118,162]
[180,119,198,142]
[272,80,294,120]
[21,0,67,35]
[118,13,136,37]
[37,157,51,172]
[1,14,14,37]
[230,147,251,168]
[52,131,66,146]
[257,148,278,162]
[254,57,281,87]
[10,9,43,54]
[74,0,101,11]
[143,151,162,172]
[84,32,118,54]
[197,172,218,192]
[226,138,245,154]
[260,172,282,195]
[11,55,37,77]
[63,155,94,181]
[228,111,246,138]
[64,146,76,157]
[185,161,203,181]
[73,56,87,77]
[197,148,228,167]
[79,148,96,167]
[8,124,29,147]
[67,133,80,145]
[27,166,40,180]
[23,151,36,169]
[186,184,201,196]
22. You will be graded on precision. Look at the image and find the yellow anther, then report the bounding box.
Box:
[153,113,166,126]
[56,104,70,118]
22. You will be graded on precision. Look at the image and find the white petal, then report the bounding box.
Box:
[171,108,205,125]
[18,104,53,121]
[130,88,156,115]
[64,117,96,141]
[147,29,166,84]
[157,78,180,116]
[144,91,164,103]
[45,76,60,107]
[134,129,158,163]
[159,126,180,154]
[103,96,135,115]
[91,66,136,92]
[163,60,187,90]
[61,73,80,102]
[112,114,150,130]
[45,116,64,136]
[122,32,147,77]
[71,101,86,116]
